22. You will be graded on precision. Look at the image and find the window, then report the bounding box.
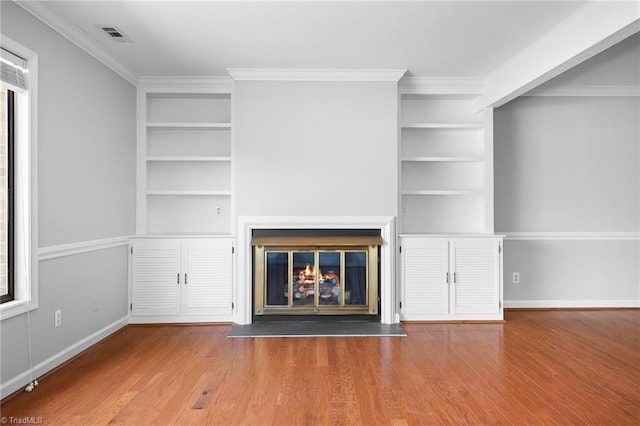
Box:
[0,38,38,320]
[0,87,14,303]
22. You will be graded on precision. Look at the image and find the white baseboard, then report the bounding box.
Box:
[0,315,128,399]
[504,300,640,309]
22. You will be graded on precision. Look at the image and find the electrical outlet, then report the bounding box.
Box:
[54,309,62,328]
[215,206,222,216]
[512,272,520,284]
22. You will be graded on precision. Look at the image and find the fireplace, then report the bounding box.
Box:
[252,231,382,317]
[236,216,396,325]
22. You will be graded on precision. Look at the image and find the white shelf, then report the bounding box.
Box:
[139,89,233,235]
[146,122,231,129]
[401,156,483,162]
[146,156,232,162]
[402,190,482,196]
[401,193,485,234]
[146,190,232,196]
[400,93,491,234]
[401,123,483,130]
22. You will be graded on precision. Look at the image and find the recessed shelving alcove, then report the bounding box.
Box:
[397,85,502,322]
[399,93,493,234]
[137,88,234,235]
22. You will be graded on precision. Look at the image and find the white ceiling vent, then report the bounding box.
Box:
[98,25,131,43]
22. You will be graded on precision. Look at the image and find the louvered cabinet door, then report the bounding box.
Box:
[131,239,181,316]
[401,238,449,316]
[183,238,233,316]
[451,239,500,315]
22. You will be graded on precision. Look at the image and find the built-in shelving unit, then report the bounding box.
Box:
[397,86,502,321]
[399,94,493,234]
[137,88,234,234]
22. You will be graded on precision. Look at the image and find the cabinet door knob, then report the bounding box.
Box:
[177,273,180,284]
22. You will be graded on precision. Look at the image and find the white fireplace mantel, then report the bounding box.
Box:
[235,216,397,325]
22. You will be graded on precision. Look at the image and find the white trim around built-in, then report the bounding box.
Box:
[38,236,130,261]
[136,76,234,93]
[0,315,128,399]
[398,77,486,95]
[500,232,640,241]
[236,216,396,325]
[227,68,407,82]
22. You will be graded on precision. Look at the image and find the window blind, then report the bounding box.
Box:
[0,47,27,91]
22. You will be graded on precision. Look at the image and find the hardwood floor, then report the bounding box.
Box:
[1,310,638,425]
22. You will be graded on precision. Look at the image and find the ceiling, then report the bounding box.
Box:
[23,0,589,79]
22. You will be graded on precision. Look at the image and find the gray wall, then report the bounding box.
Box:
[495,96,638,232]
[0,2,135,391]
[234,80,399,218]
[495,34,640,306]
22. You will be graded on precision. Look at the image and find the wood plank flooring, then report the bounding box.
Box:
[1,310,638,425]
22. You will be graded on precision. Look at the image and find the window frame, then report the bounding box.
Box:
[0,88,15,304]
[0,36,38,320]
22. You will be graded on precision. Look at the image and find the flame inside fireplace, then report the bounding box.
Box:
[303,263,314,277]
[296,264,340,286]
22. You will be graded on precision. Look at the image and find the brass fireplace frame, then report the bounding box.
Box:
[252,236,382,316]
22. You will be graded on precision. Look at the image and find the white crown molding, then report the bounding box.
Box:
[227,68,407,82]
[137,76,234,92]
[499,232,640,241]
[399,77,486,95]
[14,0,138,85]
[525,85,640,97]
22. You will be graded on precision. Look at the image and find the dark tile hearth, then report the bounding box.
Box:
[227,320,407,338]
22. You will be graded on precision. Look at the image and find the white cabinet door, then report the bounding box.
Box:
[131,239,181,317]
[451,239,501,315]
[401,238,449,315]
[183,238,233,316]
[400,236,503,320]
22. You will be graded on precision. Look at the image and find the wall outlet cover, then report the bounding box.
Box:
[54,309,62,328]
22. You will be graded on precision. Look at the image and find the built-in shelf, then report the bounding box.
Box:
[401,190,483,196]
[138,90,233,235]
[146,122,231,129]
[401,156,483,162]
[401,123,483,129]
[146,156,232,162]
[399,93,492,234]
[146,190,232,196]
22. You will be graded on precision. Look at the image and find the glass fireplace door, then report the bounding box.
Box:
[258,247,374,315]
[317,252,341,306]
[292,251,316,306]
[265,252,288,306]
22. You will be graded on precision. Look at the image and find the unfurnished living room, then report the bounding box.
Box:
[0,0,638,424]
